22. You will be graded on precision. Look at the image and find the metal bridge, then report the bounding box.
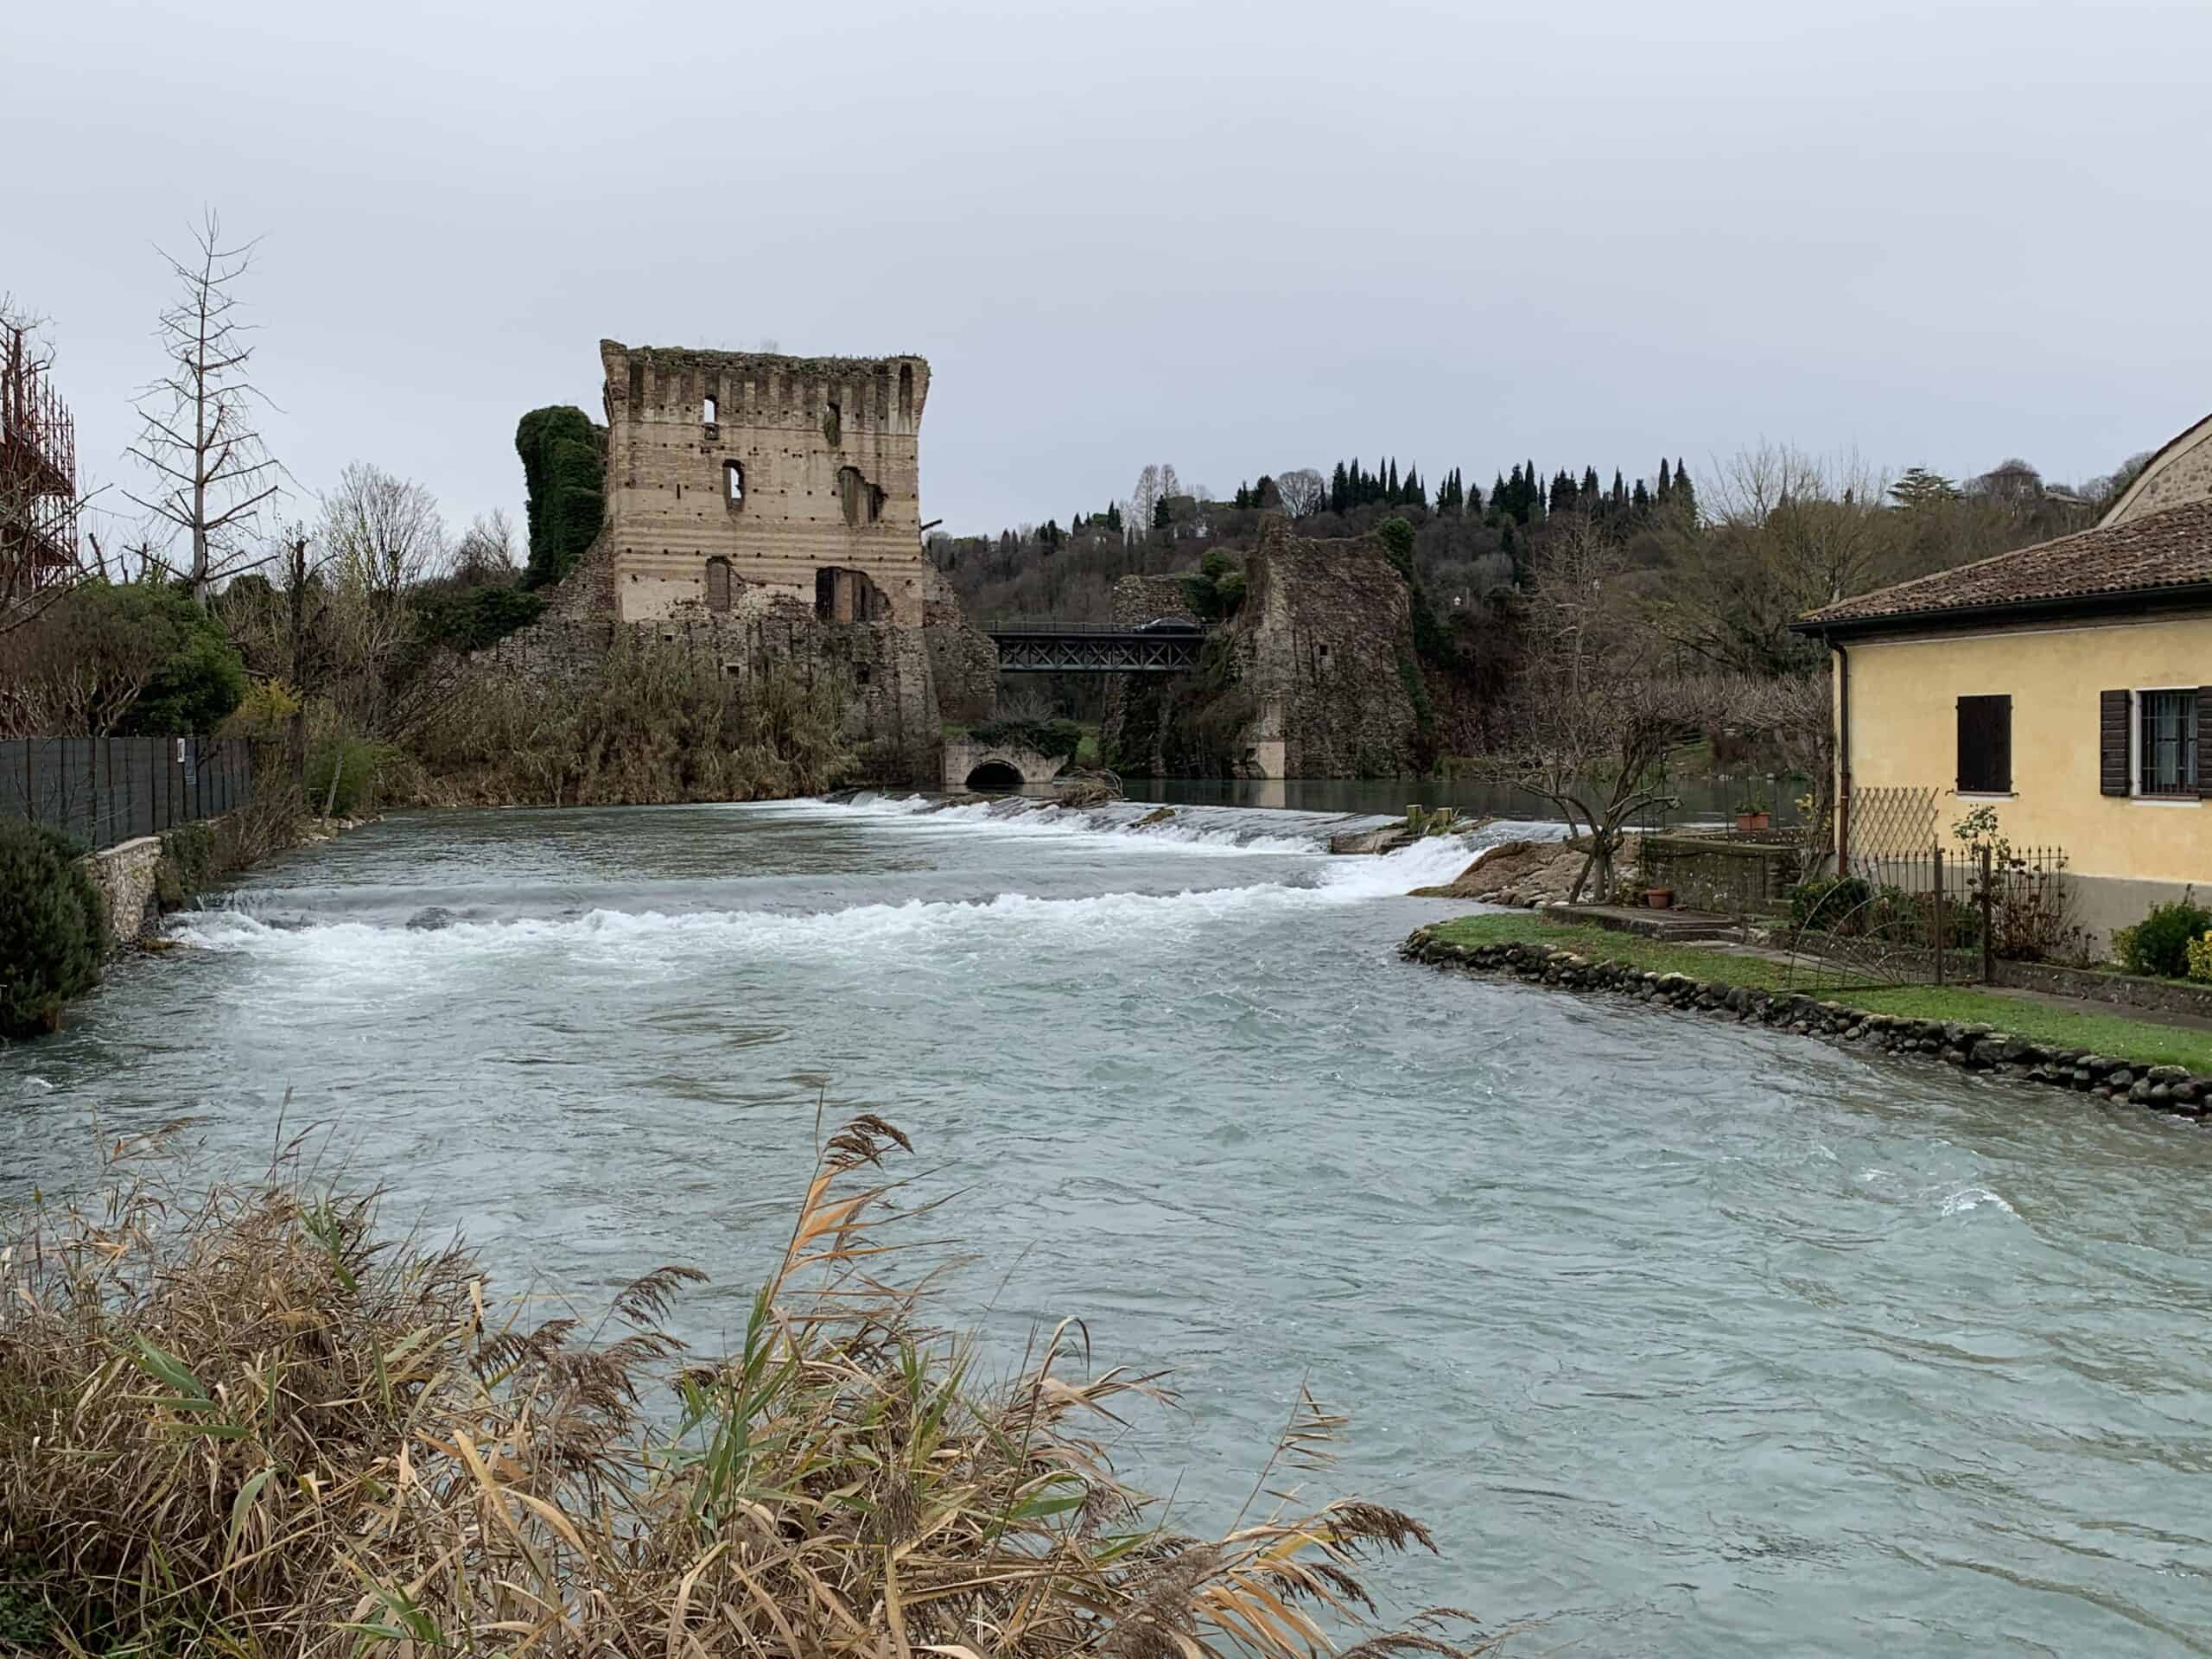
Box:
[982,620,1207,673]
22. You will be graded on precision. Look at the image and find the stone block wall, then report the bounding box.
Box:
[600,340,934,626]
[1638,834,1802,913]
[81,836,163,950]
[943,735,1068,791]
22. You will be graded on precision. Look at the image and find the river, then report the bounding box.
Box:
[4,797,2209,1654]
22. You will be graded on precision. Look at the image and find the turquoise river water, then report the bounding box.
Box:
[3,796,2209,1654]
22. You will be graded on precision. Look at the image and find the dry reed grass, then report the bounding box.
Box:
[0,1117,1502,1658]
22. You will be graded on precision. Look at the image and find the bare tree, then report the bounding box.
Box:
[313,462,449,738]
[1475,516,1732,899]
[1126,464,1162,543]
[1656,444,1904,676]
[1730,667,1835,867]
[0,583,196,737]
[322,461,448,597]
[125,211,283,604]
[1274,467,1325,518]
[453,508,517,582]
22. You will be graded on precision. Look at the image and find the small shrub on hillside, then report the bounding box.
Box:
[154,822,217,909]
[305,737,397,817]
[2185,931,2212,984]
[2112,890,2212,979]
[0,822,106,1039]
[969,717,1084,761]
[415,583,545,653]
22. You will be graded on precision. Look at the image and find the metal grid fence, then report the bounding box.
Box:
[0,736,251,849]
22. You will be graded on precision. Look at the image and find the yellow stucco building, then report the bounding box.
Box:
[1797,416,2212,949]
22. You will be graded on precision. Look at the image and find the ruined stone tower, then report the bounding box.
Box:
[599,340,932,625]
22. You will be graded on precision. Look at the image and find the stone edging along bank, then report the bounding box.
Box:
[1402,927,2212,1122]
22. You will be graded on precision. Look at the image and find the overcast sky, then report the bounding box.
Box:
[11,0,2212,551]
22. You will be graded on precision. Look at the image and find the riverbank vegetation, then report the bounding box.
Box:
[1432,913,2212,1072]
[0,1117,1493,1657]
[404,631,851,806]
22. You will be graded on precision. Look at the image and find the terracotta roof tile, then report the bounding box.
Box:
[1797,499,2212,630]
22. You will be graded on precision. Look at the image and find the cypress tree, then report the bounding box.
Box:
[1466,474,1484,517]
[1580,466,1600,500]
[1503,520,1526,585]
[1631,479,1650,515]
[1674,458,1696,522]
[1656,458,1673,503]
[1330,461,1351,513]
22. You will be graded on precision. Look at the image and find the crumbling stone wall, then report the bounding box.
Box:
[600,340,933,626]
[921,562,998,725]
[1233,520,1421,776]
[453,340,1001,788]
[1103,524,1421,777]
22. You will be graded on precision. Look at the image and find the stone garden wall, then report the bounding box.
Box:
[1403,927,2212,1122]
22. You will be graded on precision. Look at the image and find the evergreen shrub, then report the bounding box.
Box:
[0,822,107,1039]
[2113,891,2212,979]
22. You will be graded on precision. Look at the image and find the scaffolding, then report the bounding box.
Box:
[2,319,79,588]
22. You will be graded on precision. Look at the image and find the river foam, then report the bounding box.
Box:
[167,802,1512,973]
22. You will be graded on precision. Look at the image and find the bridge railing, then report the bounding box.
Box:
[976,619,1205,635]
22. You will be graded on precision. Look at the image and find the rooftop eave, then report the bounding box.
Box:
[1791,581,2212,640]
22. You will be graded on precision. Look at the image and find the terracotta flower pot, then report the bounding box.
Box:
[1645,887,1675,910]
[1735,811,1770,833]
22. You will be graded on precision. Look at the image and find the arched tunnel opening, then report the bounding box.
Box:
[965,760,1025,792]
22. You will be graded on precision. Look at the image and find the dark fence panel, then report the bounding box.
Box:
[0,735,252,849]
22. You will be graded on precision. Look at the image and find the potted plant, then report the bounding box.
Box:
[1734,796,1771,834]
[1645,886,1675,910]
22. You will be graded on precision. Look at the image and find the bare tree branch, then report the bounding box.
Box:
[124,208,286,605]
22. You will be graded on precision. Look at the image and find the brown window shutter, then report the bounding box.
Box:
[1955,695,2012,792]
[2101,690,2131,796]
[2198,687,2211,798]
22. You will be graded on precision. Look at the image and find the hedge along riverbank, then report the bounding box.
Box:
[1404,916,2212,1122]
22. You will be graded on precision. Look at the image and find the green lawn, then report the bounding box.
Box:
[1430,913,2212,1071]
